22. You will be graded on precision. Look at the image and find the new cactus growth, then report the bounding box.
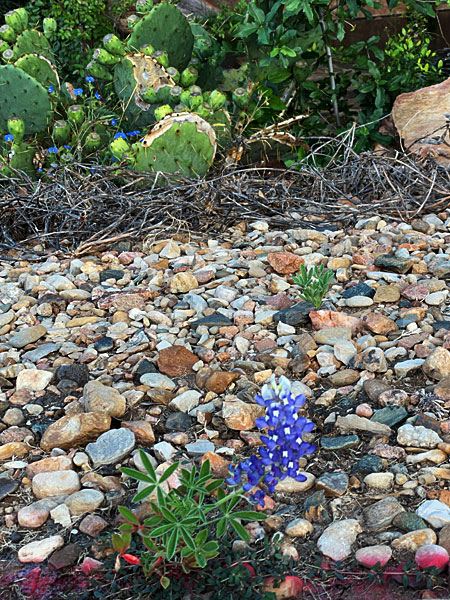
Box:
[136,0,153,14]
[86,61,113,81]
[43,18,57,38]
[2,49,14,62]
[85,132,101,153]
[188,86,202,110]
[15,54,59,89]
[0,25,16,44]
[128,3,193,71]
[154,104,173,121]
[8,117,25,141]
[0,64,53,134]
[93,48,121,66]
[67,105,85,126]
[53,120,71,145]
[166,67,180,84]
[169,85,182,104]
[13,30,54,61]
[5,9,28,34]
[127,14,139,28]
[140,44,155,57]
[181,66,198,88]
[233,88,249,108]
[103,34,126,57]
[110,136,130,160]
[209,90,226,111]
[3,117,34,175]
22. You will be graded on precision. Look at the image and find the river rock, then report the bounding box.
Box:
[317,519,362,561]
[83,380,126,418]
[86,428,135,467]
[40,413,111,452]
[32,470,80,499]
[18,535,64,563]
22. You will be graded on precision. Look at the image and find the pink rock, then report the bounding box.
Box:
[356,544,392,568]
[267,252,304,275]
[265,293,293,310]
[415,544,450,571]
[356,403,373,418]
[118,251,141,265]
[263,575,304,599]
[401,284,429,301]
[310,310,362,333]
[80,557,103,575]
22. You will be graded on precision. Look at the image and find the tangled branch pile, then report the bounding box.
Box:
[1,141,449,257]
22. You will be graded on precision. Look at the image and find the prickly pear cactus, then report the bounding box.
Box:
[114,53,174,126]
[13,30,54,61]
[135,112,216,177]
[128,3,193,71]
[14,54,59,89]
[0,65,52,134]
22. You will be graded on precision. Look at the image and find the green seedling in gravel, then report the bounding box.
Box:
[293,264,334,309]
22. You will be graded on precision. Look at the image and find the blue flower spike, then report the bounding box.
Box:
[227,375,315,507]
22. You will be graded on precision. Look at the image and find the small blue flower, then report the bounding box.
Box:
[85,76,95,83]
[38,168,43,173]
[48,146,58,153]
[4,134,13,142]
[112,156,118,162]
[114,132,127,139]
[111,119,117,126]
[95,92,101,100]
[74,88,83,96]
[64,145,71,150]
[48,86,54,93]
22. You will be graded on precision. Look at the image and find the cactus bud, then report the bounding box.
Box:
[166,67,180,84]
[110,137,130,160]
[152,50,169,69]
[232,87,249,108]
[0,41,10,55]
[141,87,158,104]
[140,44,155,57]
[53,120,71,145]
[7,118,25,142]
[5,9,27,34]
[156,84,172,103]
[173,103,186,112]
[194,37,213,59]
[180,89,190,106]
[188,85,202,110]
[169,85,182,103]
[181,66,198,88]
[103,34,126,57]
[209,90,226,111]
[67,104,85,126]
[93,47,120,66]
[154,104,173,121]
[85,132,101,153]
[195,103,211,119]
[2,48,15,62]
[136,0,153,15]
[127,14,139,28]
[43,17,57,37]
[86,61,113,81]
[0,24,16,44]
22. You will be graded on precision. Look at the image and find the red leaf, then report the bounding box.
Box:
[122,554,141,565]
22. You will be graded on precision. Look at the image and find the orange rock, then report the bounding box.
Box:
[309,310,362,333]
[121,421,155,446]
[222,398,265,430]
[267,252,304,275]
[157,345,198,377]
[26,456,72,478]
[439,490,450,507]
[40,412,111,452]
[363,313,398,334]
[196,368,240,394]
[201,451,230,477]
[0,441,29,461]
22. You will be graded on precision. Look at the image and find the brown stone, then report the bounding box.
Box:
[363,313,398,334]
[48,543,82,570]
[373,285,401,303]
[121,421,155,446]
[392,77,450,168]
[222,398,265,431]
[0,426,33,444]
[201,451,231,477]
[309,310,362,333]
[423,347,450,380]
[96,289,153,310]
[196,368,240,394]
[267,252,304,275]
[9,389,33,406]
[265,293,293,310]
[26,456,72,479]
[363,379,392,402]
[157,345,197,377]
[435,377,450,401]
[328,369,360,386]
[79,514,108,537]
[81,472,123,492]
[40,412,111,452]
[0,441,29,461]
[439,523,450,554]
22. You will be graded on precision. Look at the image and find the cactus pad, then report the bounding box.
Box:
[136,112,216,177]
[13,30,54,61]
[114,53,174,126]
[128,4,193,71]
[15,54,59,89]
[0,65,52,134]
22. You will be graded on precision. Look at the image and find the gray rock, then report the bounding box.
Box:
[185,440,215,456]
[273,302,316,326]
[0,477,19,501]
[364,497,405,531]
[153,441,176,462]
[336,415,391,436]
[22,343,60,362]
[140,373,176,390]
[394,359,425,378]
[371,406,407,427]
[316,472,349,497]
[169,390,202,413]
[416,500,450,529]
[9,325,47,348]
[86,429,135,467]
[321,435,359,451]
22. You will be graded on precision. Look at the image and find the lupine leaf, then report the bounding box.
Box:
[158,462,179,484]
[118,506,140,525]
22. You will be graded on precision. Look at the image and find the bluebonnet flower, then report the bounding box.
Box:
[114,132,127,140]
[111,119,117,126]
[95,92,101,100]
[48,146,58,153]
[86,76,95,83]
[48,86,54,93]
[4,134,13,142]
[74,88,83,96]
[226,375,316,506]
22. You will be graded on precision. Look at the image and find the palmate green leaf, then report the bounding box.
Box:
[180,527,196,551]
[167,528,179,560]
[158,462,179,484]
[121,467,154,484]
[132,485,156,503]
[203,541,219,553]
[156,486,167,509]
[231,511,265,521]
[205,479,224,494]
[195,529,208,547]
[230,518,250,542]
[119,523,135,533]
[160,507,177,523]
[216,516,227,537]
[199,459,211,479]
[148,523,174,538]
[195,551,207,569]
[118,505,140,525]
[138,449,157,480]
